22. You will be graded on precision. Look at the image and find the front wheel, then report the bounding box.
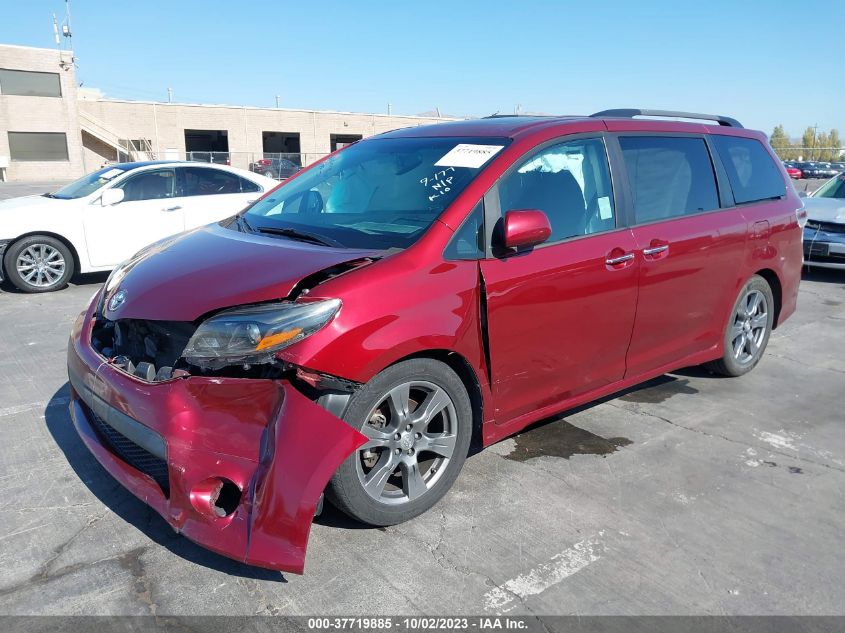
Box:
[706,274,774,377]
[326,358,472,526]
[3,235,74,293]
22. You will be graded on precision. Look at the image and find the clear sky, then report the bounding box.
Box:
[1,1,841,136]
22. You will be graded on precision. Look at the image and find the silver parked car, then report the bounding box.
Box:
[803,173,845,269]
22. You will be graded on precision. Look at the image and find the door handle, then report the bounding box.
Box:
[605,252,635,265]
[643,244,669,256]
[162,205,182,212]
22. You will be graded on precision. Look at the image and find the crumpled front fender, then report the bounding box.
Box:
[245,383,367,573]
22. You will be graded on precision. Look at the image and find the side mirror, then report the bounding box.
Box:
[100,188,125,206]
[500,209,552,250]
[798,191,808,198]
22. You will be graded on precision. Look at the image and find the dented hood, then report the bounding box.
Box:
[105,222,376,321]
[804,197,845,224]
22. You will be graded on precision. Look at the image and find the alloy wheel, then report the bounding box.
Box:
[356,380,458,506]
[730,289,768,364]
[16,244,66,289]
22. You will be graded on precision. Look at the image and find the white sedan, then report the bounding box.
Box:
[0,161,277,292]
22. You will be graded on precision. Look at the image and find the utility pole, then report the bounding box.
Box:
[388,102,392,115]
[275,95,281,108]
[167,87,173,103]
[811,124,818,160]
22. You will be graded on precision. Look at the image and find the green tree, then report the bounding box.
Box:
[817,132,831,161]
[829,129,841,161]
[802,127,817,160]
[770,125,794,160]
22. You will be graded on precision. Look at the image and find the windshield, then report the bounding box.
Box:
[48,166,127,199]
[813,174,845,199]
[242,136,509,249]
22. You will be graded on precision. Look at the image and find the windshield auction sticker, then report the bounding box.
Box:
[435,144,504,169]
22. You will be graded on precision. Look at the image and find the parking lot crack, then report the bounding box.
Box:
[765,352,845,376]
[608,402,845,474]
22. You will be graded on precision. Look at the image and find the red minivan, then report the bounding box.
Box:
[67,109,803,573]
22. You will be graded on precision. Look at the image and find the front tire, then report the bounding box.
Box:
[706,275,774,377]
[3,235,74,293]
[327,358,472,526]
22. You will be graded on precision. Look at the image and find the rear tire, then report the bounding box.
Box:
[705,275,774,377]
[3,235,74,293]
[326,358,472,526]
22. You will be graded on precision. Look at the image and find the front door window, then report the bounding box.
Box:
[497,137,617,242]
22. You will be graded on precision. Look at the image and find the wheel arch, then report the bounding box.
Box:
[386,349,485,453]
[753,267,783,328]
[3,231,82,279]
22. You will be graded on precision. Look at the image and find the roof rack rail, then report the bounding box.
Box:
[590,109,743,129]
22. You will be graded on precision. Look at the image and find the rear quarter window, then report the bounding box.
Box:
[240,176,262,193]
[619,136,720,223]
[711,136,785,205]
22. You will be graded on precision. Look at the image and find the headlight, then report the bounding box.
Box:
[183,298,341,369]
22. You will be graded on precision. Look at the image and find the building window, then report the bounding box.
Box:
[262,131,301,165]
[330,134,362,151]
[0,69,62,97]
[8,132,69,161]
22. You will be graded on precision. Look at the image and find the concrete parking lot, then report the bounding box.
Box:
[0,180,843,617]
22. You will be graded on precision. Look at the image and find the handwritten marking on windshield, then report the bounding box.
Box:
[421,167,456,202]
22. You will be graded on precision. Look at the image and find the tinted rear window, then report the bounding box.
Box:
[711,136,785,205]
[619,136,719,223]
[182,167,250,196]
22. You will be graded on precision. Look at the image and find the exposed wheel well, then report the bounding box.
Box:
[389,350,485,454]
[3,232,81,279]
[753,268,783,328]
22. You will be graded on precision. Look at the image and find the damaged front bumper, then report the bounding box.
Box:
[804,223,845,269]
[67,300,366,574]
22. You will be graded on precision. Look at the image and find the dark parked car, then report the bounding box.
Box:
[800,162,839,179]
[793,162,819,178]
[814,163,840,178]
[68,108,802,573]
[249,157,300,180]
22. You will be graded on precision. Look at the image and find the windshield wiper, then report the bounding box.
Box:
[256,226,343,248]
[236,214,254,233]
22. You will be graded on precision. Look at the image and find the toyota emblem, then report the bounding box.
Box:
[108,289,127,312]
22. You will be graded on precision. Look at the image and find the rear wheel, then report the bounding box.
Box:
[263,170,275,178]
[327,358,472,526]
[706,275,774,376]
[4,235,74,293]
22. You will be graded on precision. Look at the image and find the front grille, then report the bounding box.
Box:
[806,220,845,234]
[805,252,845,264]
[84,402,170,496]
[91,318,197,381]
